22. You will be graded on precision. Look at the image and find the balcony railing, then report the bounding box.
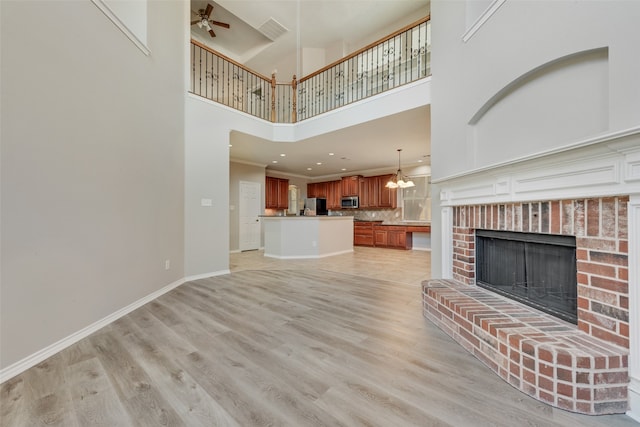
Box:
[190,16,430,123]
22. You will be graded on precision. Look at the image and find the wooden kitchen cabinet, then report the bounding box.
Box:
[307,181,329,198]
[373,225,411,249]
[327,180,342,209]
[307,182,317,198]
[353,221,375,246]
[341,175,361,197]
[266,176,289,209]
[308,180,341,209]
[388,227,409,248]
[377,174,397,208]
[373,227,388,246]
[359,176,378,208]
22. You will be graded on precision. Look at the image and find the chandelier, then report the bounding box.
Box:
[386,149,415,189]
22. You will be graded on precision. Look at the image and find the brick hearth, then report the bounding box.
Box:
[423,279,628,414]
[424,196,630,414]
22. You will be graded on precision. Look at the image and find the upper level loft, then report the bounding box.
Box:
[190,17,430,124]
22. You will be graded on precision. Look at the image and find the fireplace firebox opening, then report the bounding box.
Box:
[476,229,577,323]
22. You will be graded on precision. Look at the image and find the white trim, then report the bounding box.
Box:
[264,249,354,259]
[438,132,640,207]
[441,207,453,279]
[432,126,640,185]
[462,0,507,43]
[627,195,640,421]
[0,267,234,383]
[91,0,151,56]
[184,270,231,282]
[0,276,185,384]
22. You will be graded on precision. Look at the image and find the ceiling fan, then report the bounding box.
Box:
[191,4,230,38]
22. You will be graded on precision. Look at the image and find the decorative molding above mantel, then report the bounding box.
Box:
[438,128,640,207]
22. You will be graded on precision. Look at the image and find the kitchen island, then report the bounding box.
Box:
[262,216,354,259]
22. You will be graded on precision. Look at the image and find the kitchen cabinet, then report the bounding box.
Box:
[341,175,361,197]
[373,227,388,246]
[327,180,342,210]
[355,223,429,249]
[359,176,378,208]
[307,181,329,198]
[388,227,409,248]
[353,221,376,246]
[307,182,317,198]
[308,180,341,209]
[373,225,411,249]
[266,176,289,210]
[377,174,397,208]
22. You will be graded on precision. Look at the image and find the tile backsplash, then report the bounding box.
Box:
[330,208,403,222]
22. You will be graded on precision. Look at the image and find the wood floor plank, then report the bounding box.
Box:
[113,322,240,427]
[88,331,183,426]
[66,357,132,426]
[0,376,26,427]
[2,248,637,426]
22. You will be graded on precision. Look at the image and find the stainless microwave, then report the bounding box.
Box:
[341,196,359,209]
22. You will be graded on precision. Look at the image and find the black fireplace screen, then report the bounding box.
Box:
[476,230,577,324]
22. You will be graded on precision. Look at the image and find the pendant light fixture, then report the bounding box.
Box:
[386,148,415,189]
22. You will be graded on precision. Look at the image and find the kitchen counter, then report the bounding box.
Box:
[353,221,431,250]
[262,216,354,259]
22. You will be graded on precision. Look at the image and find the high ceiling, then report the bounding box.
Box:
[190,0,431,178]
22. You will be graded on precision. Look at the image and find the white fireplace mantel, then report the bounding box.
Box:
[436,128,640,208]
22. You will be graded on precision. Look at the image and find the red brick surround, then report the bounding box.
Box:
[452,197,629,349]
[423,197,630,414]
[422,279,629,414]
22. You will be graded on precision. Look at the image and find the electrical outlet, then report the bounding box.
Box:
[165,259,170,270]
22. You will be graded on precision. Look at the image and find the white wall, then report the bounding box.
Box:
[0,0,186,371]
[185,97,275,277]
[430,0,640,278]
[431,0,640,181]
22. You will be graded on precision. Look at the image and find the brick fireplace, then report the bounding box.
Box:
[453,197,629,348]
[423,196,630,414]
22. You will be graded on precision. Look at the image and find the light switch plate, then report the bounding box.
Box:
[201,198,213,207]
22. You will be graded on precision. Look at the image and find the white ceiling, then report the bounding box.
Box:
[190,0,431,179]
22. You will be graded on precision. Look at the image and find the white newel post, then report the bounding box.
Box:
[628,195,640,421]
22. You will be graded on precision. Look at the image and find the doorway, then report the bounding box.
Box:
[239,181,261,251]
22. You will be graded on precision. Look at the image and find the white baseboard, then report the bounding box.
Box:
[184,269,231,282]
[0,269,226,384]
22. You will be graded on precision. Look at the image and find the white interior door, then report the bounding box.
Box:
[239,181,261,251]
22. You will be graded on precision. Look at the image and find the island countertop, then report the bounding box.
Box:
[260,215,354,220]
[262,216,353,259]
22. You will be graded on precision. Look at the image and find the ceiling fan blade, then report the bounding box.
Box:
[210,20,230,29]
[191,20,200,25]
[204,4,213,18]
[208,29,216,37]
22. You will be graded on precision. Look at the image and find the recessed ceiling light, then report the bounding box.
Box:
[418,159,423,163]
[280,153,286,157]
[341,168,347,171]
[307,167,312,170]
[272,160,278,163]
[328,152,334,156]
[316,162,322,165]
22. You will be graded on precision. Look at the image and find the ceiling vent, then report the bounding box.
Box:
[258,17,289,41]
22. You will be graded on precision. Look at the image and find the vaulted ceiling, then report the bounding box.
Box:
[190,0,431,178]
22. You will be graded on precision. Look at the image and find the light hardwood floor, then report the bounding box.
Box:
[2,247,637,426]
